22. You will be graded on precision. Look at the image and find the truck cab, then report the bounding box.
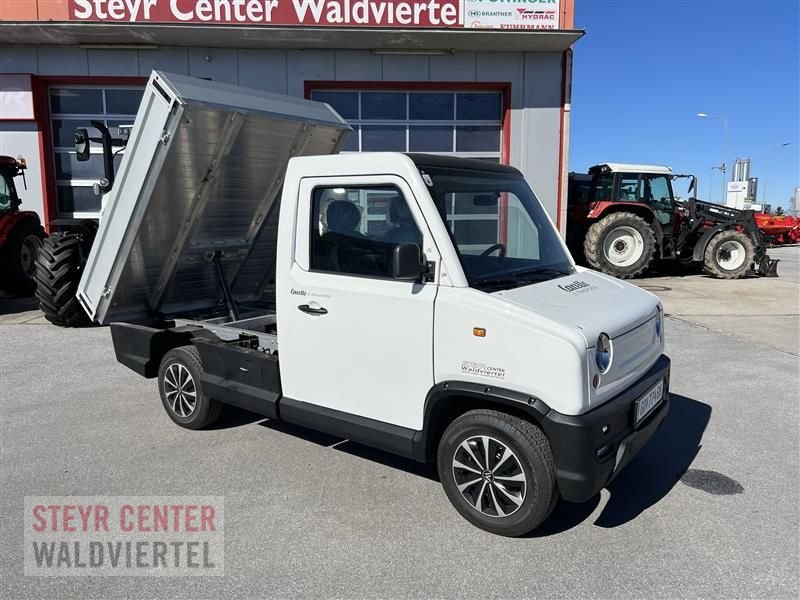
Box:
[77,73,670,537]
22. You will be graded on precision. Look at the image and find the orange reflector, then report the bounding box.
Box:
[473,327,486,338]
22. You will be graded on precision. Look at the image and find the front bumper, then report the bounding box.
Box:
[541,354,671,503]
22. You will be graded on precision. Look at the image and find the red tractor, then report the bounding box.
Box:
[567,163,778,280]
[0,156,46,296]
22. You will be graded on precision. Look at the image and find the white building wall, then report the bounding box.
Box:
[0,45,565,226]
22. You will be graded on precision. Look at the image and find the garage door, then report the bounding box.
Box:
[49,86,144,219]
[310,88,505,252]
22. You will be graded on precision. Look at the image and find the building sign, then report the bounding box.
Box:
[68,0,560,29]
[465,0,560,30]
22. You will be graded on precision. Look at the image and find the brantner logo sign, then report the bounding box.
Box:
[68,0,561,29]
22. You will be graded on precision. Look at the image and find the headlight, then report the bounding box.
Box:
[595,333,613,373]
[655,306,663,339]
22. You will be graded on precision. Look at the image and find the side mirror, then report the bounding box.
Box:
[392,243,427,281]
[74,129,90,162]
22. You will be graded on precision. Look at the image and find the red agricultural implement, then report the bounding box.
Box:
[754,213,800,245]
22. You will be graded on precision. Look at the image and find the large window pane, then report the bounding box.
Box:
[409,93,454,120]
[409,126,452,152]
[456,126,501,152]
[54,153,105,180]
[52,120,100,148]
[457,93,502,120]
[362,92,406,120]
[57,186,101,214]
[311,91,359,119]
[105,89,143,115]
[50,88,103,114]
[362,126,405,151]
[341,128,359,152]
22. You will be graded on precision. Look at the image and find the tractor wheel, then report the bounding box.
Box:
[0,218,45,296]
[703,230,755,280]
[34,233,91,327]
[583,212,656,279]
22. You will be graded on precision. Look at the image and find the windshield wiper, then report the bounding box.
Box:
[470,266,573,289]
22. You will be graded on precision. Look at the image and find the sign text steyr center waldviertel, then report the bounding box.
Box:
[68,0,562,30]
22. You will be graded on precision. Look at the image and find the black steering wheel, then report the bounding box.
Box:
[481,243,507,257]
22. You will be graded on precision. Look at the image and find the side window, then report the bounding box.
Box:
[617,175,641,201]
[589,175,614,201]
[0,175,11,211]
[643,175,672,205]
[310,186,422,278]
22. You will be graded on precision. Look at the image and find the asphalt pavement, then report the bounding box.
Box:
[1,262,799,598]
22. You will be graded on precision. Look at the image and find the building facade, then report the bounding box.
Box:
[0,0,580,239]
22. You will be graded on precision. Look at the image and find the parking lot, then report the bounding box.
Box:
[1,247,798,599]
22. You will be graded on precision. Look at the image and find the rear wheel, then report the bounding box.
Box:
[703,230,755,279]
[158,346,223,430]
[0,218,45,296]
[34,233,91,326]
[437,409,557,537]
[584,212,656,279]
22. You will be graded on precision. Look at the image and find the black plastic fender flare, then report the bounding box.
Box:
[691,225,729,262]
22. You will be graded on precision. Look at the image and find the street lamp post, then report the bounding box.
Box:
[698,113,729,202]
[762,142,792,206]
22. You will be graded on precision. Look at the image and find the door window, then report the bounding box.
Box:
[617,175,641,201]
[0,174,13,211]
[310,186,422,278]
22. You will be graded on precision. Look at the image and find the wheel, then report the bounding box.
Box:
[583,212,656,279]
[703,230,755,279]
[0,218,45,296]
[157,346,223,430]
[437,409,558,537]
[34,233,91,326]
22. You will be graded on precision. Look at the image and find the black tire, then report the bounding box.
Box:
[584,212,656,279]
[158,346,223,430]
[0,218,45,296]
[703,230,755,280]
[34,233,91,326]
[437,409,557,537]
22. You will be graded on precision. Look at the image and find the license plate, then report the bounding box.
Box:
[635,379,664,425]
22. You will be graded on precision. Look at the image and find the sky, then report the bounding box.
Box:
[569,0,800,209]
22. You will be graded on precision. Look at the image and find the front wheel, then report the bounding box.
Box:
[437,409,558,537]
[703,230,755,279]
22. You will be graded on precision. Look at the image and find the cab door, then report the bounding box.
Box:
[277,175,440,431]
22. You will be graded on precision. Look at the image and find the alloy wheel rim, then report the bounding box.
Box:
[603,226,644,267]
[163,363,197,417]
[716,240,746,270]
[452,435,527,518]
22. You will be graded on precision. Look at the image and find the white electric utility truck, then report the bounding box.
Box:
[78,72,670,536]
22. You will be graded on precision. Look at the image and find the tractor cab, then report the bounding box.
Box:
[0,155,27,214]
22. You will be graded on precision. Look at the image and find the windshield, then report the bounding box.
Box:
[421,166,573,290]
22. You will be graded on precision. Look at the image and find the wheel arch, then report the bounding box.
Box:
[414,381,551,463]
[691,225,729,262]
[110,322,219,379]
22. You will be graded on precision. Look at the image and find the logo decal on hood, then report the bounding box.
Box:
[558,280,598,294]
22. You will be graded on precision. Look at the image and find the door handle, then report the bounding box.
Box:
[298,304,328,316]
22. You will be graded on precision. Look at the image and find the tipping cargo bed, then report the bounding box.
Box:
[77,71,351,325]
